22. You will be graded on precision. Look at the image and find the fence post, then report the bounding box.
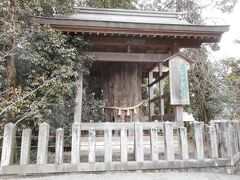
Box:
[192,122,204,160]
[37,122,50,165]
[164,122,174,161]
[71,123,81,164]
[218,121,233,158]
[55,128,64,164]
[178,127,189,160]
[134,122,144,162]
[120,128,128,163]
[1,123,16,166]
[237,122,240,151]
[228,122,235,156]
[150,127,158,161]
[214,123,220,154]
[232,122,239,154]
[207,126,218,159]
[89,128,96,163]
[20,128,32,165]
[104,123,112,170]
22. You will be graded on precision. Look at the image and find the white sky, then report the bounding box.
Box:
[135,0,240,61]
[205,1,240,60]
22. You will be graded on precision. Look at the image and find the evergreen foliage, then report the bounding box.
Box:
[0,0,94,134]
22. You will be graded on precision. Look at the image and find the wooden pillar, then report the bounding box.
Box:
[148,70,154,121]
[102,62,142,122]
[74,74,83,123]
[158,63,164,121]
[175,106,184,127]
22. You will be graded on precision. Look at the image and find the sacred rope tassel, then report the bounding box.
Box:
[126,109,130,116]
[118,109,122,116]
[133,108,137,114]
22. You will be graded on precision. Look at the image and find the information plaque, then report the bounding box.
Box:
[169,55,190,105]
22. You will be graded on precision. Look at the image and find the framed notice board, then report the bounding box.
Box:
[169,55,190,105]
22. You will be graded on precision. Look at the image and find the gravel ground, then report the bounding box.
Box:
[2,171,240,180]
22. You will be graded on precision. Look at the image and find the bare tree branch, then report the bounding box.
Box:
[0,32,34,62]
[14,85,55,126]
[0,77,56,116]
[0,87,13,96]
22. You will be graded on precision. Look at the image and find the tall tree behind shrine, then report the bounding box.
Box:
[78,0,135,9]
[134,0,238,122]
[0,0,93,133]
[0,0,17,100]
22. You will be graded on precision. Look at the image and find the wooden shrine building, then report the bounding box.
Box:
[33,7,229,125]
[4,7,240,177]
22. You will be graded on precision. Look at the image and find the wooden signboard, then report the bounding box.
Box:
[168,55,190,105]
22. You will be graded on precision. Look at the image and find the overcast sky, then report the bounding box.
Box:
[206,1,240,60]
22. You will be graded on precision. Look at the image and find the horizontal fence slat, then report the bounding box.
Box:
[80,122,177,130]
[0,159,233,175]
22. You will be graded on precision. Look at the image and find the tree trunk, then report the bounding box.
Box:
[102,62,142,122]
[4,0,17,100]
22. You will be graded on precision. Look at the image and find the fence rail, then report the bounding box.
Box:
[0,120,240,175]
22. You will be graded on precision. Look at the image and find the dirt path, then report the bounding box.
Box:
[2,171,240,180]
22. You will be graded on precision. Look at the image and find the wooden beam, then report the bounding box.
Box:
[158,63,165,121]
[88,36,202,48]
[150,96,160,103]
[148,71,154,120]
[93,52,171,62]
[150,93,169,103]
[148,72,169,87]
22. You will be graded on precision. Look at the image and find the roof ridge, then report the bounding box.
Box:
[74,7,187,19]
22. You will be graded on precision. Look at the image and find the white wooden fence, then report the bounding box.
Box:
[0,120,240,175]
